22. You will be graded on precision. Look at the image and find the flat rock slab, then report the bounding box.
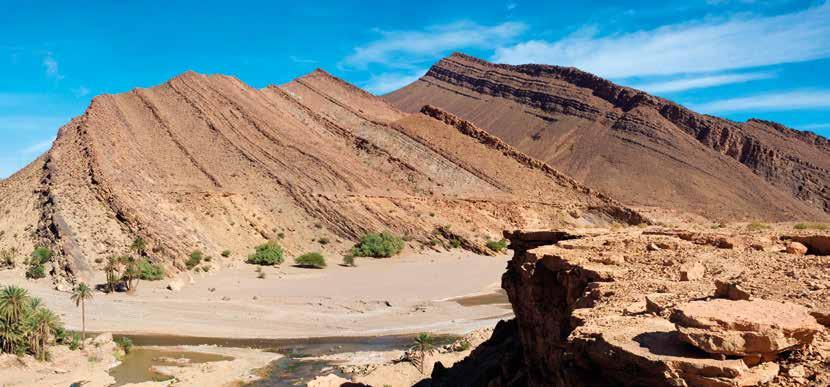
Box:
[672,299,822,356]
[572,317,778,387]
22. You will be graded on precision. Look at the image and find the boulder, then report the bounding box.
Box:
[671,299,822,357]
[786,242,808,256]
[679,262,705,281]
[167,279,184,292]
[92,332,113,345]
[644,293,674,315]
[307,374,353,387]
[714,279,751,300]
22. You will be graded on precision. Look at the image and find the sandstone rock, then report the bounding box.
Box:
[679,262,705,281]
[646,243,660,252]
[93,332,113,345]
[644,293,673,315]
[307,374,351,387]
[786,242,808,255]
[811,310,830,327]
[787,364,806,378]
[672,299,822,356]
[714,279,751,300]
[167,279,184,292]
[594,254,625,266]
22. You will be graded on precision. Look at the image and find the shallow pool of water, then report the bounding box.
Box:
[108,348,233,386]
[452,290,511,308]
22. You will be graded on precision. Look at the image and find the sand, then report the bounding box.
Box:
[0,251,511,339]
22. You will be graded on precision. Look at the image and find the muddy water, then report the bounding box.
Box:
[108,348,233,386]
[108,334,456,386]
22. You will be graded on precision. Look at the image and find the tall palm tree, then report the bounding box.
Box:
[130,236,147,257]
[26,307,61,360]
[104,256,121,293]
[410,333,436,374]
[70,283,93,345]
[122,256,140,292]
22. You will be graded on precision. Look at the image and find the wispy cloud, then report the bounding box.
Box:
[19,137,55,155]
[492,2,830,78]
[363,69,427,95]
[72,86,90,97]
[42,53,64,80]
[630,71,775,93]
[692,90,830,113]
[343,21,527,69]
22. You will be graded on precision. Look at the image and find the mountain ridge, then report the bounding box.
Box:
[385,52,830,221]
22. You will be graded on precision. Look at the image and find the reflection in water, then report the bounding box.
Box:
[107,348,232,386]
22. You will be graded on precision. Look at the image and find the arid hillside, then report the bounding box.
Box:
[0,69,642,283]
[385,53,830,222]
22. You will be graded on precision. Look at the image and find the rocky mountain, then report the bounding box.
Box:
[0,69,642,282]
[385,53,830,222]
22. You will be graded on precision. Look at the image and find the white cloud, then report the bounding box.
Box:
[363,69,427,95]
[492,2,830,78]
[19,137,55,155]
[692,90,830,113]
[507,2,517,10]
[343,21,527,69]
[72,86,91,97]
[42,53,64,80]
[629,71,775,93]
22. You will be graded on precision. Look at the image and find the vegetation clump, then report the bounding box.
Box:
[221,250,232,258]
[295,252,326,268]
[342,254,356,267]
[138,260,165,281]
[351,232,405,258]
[115,336,133,354]
[409,333,437,374]
[485,239,509,253]
[0,285,64,360]
[185,250,203,270]
[25,247,52,279]
[246,242,284,266]
[746,222,770,232]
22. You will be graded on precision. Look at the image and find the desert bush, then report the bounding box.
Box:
[351,232,405,258]
[138,260,164,281]
[342,255,356,267]
[0,248,16,268]
[221,250,231,258]
[450,239,462,249]
[185,250,203,270]
[30,247,52,265]
[486,239,508,253]
[318,237,330,245]
[295,252,326,268]
[26,263,46,279]
[115,336,133,354]
[246,241,284,266]
[746,222,770,232]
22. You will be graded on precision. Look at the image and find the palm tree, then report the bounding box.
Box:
[410,333,436,374]
[70,283,93,345]
[0,286,30,325]
[26,307,61,360]
[0,318,23,354]
[122,256,140,292]
[130,236,147,257]
[104,256,121,293]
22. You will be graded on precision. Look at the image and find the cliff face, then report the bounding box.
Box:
[430,226,830,386]
[0,69,642,283]
[385,53,830,222]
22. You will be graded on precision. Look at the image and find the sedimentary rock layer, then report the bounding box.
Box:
[385,53,830,222]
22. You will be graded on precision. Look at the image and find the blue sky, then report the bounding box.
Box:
[2,0,829,178]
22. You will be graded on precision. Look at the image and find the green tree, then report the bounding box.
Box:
[246,242,284,266]
[25,307,61,360]
[122,256,141,291]
[351,232,405,258]
[0,286,30,353]
[410,333,436,374]
[130,236,147,257]
[70,283,93,345]
[104,256,121,293]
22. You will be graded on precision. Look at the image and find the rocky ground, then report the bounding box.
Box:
[423,222,830,386]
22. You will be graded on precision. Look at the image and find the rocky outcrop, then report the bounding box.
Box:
[429,224,830,386]
[386,53,830,221]
[0,69,642,281]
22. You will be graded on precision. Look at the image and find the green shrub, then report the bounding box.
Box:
[343,255,356,267]
[246,242,284,266]
[115,337,133,354]
[30,247,52,265]
[318,237,330,245]
[351,232,405,258]
[450,239,462,249]
[138,260,165,281]
[221,250,231,258]
[486,239,508,253]
[746,222,770,232]
[68,333,82,351]
[295,252,326,268]
[185,250,203,270]
[26,263,46,279]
